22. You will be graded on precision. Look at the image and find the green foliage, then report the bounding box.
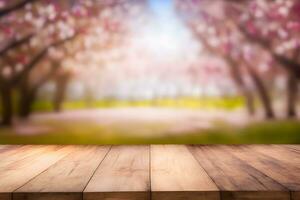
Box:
[0,120,299,144]
[32,101,54,112]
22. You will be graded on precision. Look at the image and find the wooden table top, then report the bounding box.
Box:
[0,145,299,200]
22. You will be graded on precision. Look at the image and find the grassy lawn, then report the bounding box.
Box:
[31,97,244,112]
[0,120,299,144]
[1,97,299,144]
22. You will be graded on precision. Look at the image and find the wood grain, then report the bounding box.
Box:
[84,192,148,200]
[152,192,219,200]
[13,193,81,200]
[0,193,10,200]
[0,145,8,150]
[14,146,110,200]
[151,145,219,200]
[224,146,300,191]
[222,145,300,199]
[84,145,150,200]
[0,145,74,193]
[221,191,292,200]
[284,145,300,152]
[292,192,300,200]
[0,145,298,200]
[0,145,46,167]
[189,145,290,200]
[252,145,300,166]
[0,145,15,153]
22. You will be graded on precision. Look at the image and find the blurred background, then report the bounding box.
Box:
[0,0,300,144]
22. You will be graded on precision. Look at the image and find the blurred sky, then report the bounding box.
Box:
[149,0,174,18]
[140,0,196,61]
[62,0,234,100]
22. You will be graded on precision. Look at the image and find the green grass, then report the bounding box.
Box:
[31,97,244,113]
[1,120,299,144]
[1,96,298,144]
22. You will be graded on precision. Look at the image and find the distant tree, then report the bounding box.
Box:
[0,0,143,125]
[224,0,300,117]
[176,0,275,118]
[176,0,300,118]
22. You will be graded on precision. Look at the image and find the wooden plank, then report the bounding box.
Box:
[222,145,300,199]
[0,145,34,161]
[84,145,150,200]
[250,145,300,166]
[0,145,74,194]
[189,145,289,200]
[221,191,292,200]
[0,145,298,200]
[0,145,23,159]
[0,145,57,168]
[276,145,300,156]
[13,193,81,200]
[292,192,300,200]
[0,193,10,200]
[0,145,14,152]
[285,145,300,151]
[14,146,110,200]
[151,145,219,200]
[85,192,148,200]
[247,145,300,199]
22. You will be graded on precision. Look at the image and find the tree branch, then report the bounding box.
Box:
[0,34,34,57]
[11,34,78,85]
[0,0,38,18]
[237,24,300,78]
[31,64,60,92]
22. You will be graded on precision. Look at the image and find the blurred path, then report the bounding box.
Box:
[13,108,252,136]
[34,108,250,124]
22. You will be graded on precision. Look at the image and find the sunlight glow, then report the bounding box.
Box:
[133,0,196,62]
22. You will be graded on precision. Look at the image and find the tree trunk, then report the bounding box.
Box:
[0,85,13,126]
[18,88,36,119]
[246,65,275,119]
[234,79,256,116]
[17,75,36,119]
[242,89,255,116]
[287,73,298,118]
[53,76,69,112]
[227,63,256,116]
